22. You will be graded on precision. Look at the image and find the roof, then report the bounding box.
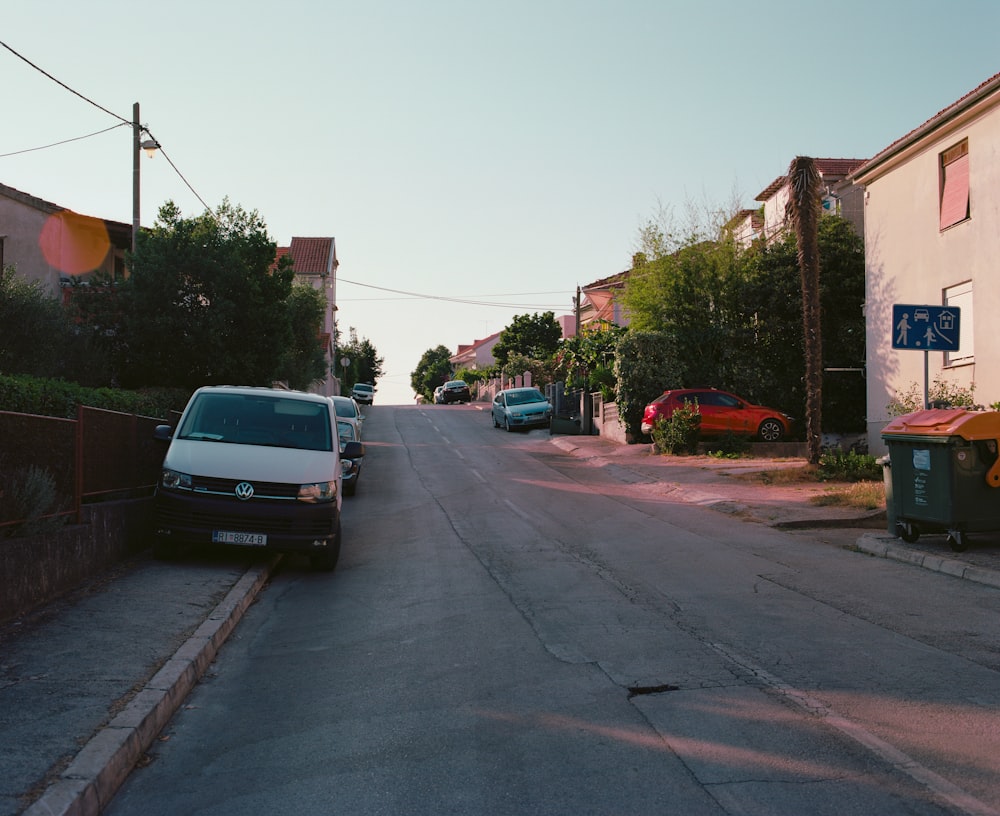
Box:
[755,158,868,201]
[449,331,501,363]
[852,70,1000,182]
[275,237,337,275]
[0,181,132,236]
[581,270,630,291]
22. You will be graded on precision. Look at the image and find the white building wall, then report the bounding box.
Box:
[862,97,1000,455]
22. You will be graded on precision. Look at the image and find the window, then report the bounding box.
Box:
[944,281,973,366]
[939,140,969,230]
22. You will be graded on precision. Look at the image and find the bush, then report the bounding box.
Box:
[651,400,701,455]
[704,430,753,458]
[614,331,684,440]
[816,448,882,482]
[888,379,979,416]
[4,465,65,538]
[0,374,189,419]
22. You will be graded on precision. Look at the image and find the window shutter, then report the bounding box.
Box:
[940,153,970,230]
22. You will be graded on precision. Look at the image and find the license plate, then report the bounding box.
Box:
[212,530,267,546]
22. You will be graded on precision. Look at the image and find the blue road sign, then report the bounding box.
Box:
[892,304,961,350]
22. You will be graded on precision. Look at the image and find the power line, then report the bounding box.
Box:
[0,40,128,124]
[338,277,571,310]
[1,38,212,214]
[0,123,128,158]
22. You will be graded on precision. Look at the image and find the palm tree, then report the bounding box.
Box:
[786,156,823,464]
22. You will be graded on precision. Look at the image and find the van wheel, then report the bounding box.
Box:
[311,521,342,572]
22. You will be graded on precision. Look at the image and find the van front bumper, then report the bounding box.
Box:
[154,489,340,553]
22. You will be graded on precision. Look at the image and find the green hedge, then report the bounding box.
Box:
[0,374,190,420]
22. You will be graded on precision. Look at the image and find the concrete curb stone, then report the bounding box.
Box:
[23,556,281,816]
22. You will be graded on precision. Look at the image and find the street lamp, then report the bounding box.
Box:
[131,101,159,254]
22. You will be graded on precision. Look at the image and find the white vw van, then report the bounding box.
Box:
[153,386,363,571]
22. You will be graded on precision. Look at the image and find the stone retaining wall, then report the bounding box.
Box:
[0,498,152,625]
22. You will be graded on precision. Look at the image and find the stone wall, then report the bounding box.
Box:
[0,498,153,625]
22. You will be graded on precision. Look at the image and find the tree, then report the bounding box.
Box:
[279,283,328,391]
[554,325,625,397]
[620,199,866,440]
[411,345,453,402]
[336,327,384,390]
[0,266,112,385]
[621,239,743,390]
[79,199,299,390]
[491,312,563,369]
[786,156,823,464]
[613,331,685,440]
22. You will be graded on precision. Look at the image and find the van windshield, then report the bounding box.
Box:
[178,392,333,452]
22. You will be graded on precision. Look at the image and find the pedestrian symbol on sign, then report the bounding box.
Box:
[891,304,960,350]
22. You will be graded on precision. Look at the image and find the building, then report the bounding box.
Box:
[276,237,339,396]
[450,331,502,371]
[578,271,630,330]
[0,182,130,293]
[730,158,867,248]
[852,71,1000,455]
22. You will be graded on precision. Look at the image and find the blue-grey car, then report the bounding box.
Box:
[491,387,552,431]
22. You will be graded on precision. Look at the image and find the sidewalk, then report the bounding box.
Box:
[548,432,1000,588]
[3,432,999,816]
[1,554,281,816]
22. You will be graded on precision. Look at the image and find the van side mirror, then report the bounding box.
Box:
[342,441,365,459]
[154,424,173,442]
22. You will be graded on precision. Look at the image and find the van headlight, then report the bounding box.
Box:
[161,469,192,490]
[298,480,337,503]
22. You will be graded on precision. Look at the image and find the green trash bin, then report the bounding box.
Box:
[881,408,1000,552]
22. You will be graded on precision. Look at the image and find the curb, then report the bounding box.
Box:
[853,534,1000,590]
[24,556,282,816]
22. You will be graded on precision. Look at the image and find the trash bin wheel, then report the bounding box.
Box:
[947,530,970,553]
[896,521,920,543]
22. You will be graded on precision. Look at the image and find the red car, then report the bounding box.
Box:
[640,388,792,442]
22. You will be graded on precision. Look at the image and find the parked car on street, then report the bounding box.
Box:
[336,420,365,496]
[433,385,445,404]
[330,395,364,439]
[152,385,362,571]
[492,387,553,431]
[441,380,471,404]
[640,387,792,442]
[351,382,375,405]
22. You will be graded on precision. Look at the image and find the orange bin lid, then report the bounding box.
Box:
[882,408,1000,440]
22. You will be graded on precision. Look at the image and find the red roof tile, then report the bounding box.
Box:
[287,237,336,275]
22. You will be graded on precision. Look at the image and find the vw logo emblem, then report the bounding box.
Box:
[234,482,255,500]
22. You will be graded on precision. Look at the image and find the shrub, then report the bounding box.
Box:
[888,379,978,416]
[651,400,701,455]
[4,465,65,538]
[816,448,882,482]
[614,331,684,440]
[0,374,189,419]
[704,430,753,458]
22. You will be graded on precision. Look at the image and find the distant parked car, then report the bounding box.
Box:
[351,382,375,405]
[336,420,365,496]
[640,388,792,442]
[441,380,471,404]
[329,395,364,439]
[492,387,553,431]
[433,385,445,404]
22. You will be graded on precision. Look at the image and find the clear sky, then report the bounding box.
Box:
[4,1,999,404]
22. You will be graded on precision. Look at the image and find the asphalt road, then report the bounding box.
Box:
[15,403,1000,815]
